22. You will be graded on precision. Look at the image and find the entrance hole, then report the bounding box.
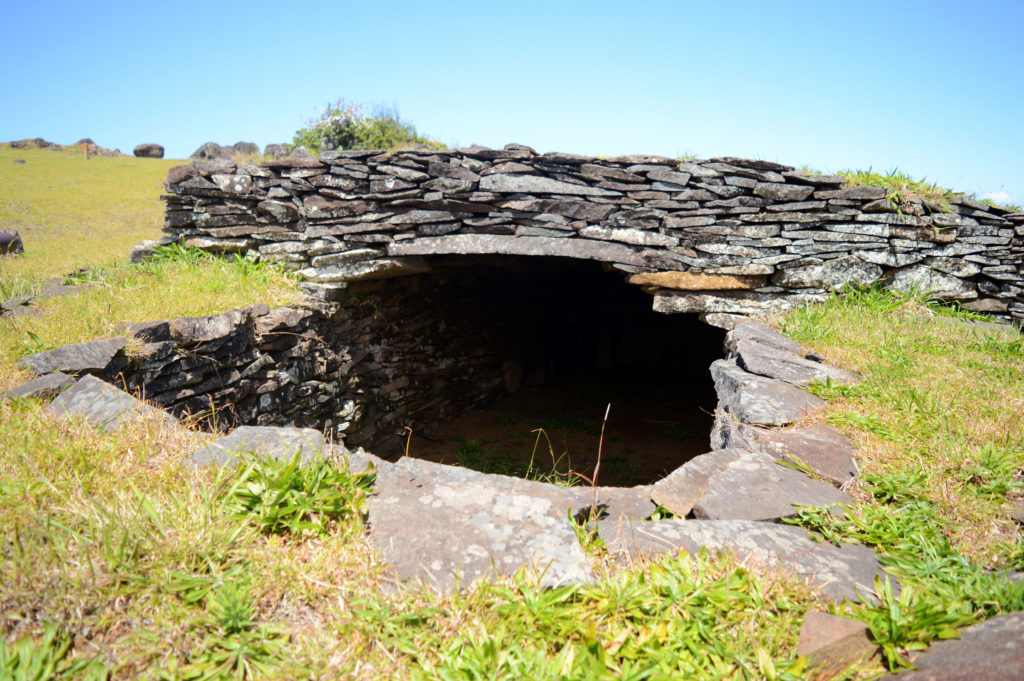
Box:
[341,255,725,486]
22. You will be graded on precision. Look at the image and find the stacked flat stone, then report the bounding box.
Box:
[161,144,1023,327]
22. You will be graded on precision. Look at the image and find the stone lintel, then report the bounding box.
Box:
[628,271,766,290]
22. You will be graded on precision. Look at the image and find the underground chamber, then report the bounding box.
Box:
[328,255,726,486]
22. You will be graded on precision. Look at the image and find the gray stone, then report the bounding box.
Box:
[17,337,128,375]
[563,486,657,523]
[710,359,826,426]
[773,255,883,290]
[855,250,926,268]
[169,309,248,344]
[479,173,618,197]
[46,375,180,432]
[880,612,1024,681]
[190,142,232,160]
[0,371,75,401]
[754,182,815,202]
[387,234,663,268]
[298,257,431,282]
[653,291,829,321]
[814,186,887,200]
[257,200,301,223]
[736,423,859,488]
[190,425,326,467]
[578,225,678,247]
[885,265,978,300]
[599,518,891,602]
[133,143,164,158]
[734,338,858,387]
[369,458,594,593]
[652,449,850,520]
[727,320,814,358]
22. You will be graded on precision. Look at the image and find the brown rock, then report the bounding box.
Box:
[628,271,766,290]
[166,165,197,184]
[797,611,879,677]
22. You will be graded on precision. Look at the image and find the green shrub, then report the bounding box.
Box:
[292,101,445,155]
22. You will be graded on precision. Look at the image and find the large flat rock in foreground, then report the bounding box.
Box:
[651,448,852,520]
[45,375,180,432]
[881,612,1024,681]
[599,518,891,603]
[369,458,594,593]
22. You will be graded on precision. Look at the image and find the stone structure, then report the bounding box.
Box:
[160,144,1024,327]
[8,318,903,600]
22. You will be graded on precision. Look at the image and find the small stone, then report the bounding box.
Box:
[797,611,879,678]
[0,371,75,401]
[754,182,814,202]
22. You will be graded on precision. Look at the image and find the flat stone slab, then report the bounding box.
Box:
[651,449,851,520]
[881,611,1024,680]
[190,425,326,467]
[711,358,826,427]
[17,337,128,375]
[738,423,858,487]
[325,443,387,474]
[599,518,891,602]
[368,457,594,593]
[734,338,858,388]
[797,611,879,677]
[388,234,673,268]
[45,374,180,432]
[565,485,656,523]
[0,371,74,401]
[727,320,815,359]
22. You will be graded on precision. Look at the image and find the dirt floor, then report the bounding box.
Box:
[408,368,716,487]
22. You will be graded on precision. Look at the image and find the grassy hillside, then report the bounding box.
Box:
[0,144,180,288]
[0,150,1021,679]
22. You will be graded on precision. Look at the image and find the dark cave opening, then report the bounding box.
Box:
[344,255,726,486]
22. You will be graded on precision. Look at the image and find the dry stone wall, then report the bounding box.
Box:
[160,144,1024,327]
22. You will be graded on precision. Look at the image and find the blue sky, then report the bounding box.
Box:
[3,0,1022,205]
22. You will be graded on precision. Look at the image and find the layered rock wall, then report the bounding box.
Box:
[161,145,1024,326]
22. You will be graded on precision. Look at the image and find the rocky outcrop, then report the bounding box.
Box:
[159,145,1024,327]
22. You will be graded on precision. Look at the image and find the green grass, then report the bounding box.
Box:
[0,144,181,291]
[0,247,301,391]
[780,287,1024,668]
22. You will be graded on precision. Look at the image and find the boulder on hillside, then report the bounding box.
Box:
[189,142,232,160]
[263,143,291,159]
[232,141,260,156]
[0,231,24,255]
[76,138,95,145]
[133,143,165,158]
